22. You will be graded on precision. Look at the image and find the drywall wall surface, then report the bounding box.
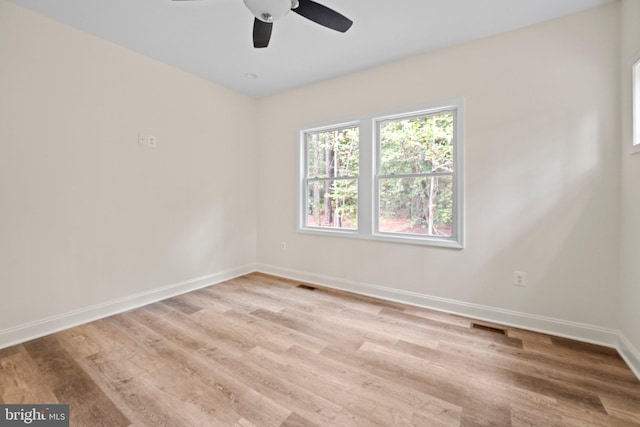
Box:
[256,4,621,329]
[619,0,640,359]
[0,0,257,332]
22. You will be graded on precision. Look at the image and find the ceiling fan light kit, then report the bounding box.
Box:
[243,0,294,23]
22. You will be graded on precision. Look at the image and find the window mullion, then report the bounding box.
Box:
[358,119,373,237]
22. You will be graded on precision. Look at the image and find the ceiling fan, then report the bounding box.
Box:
[174,0,353,48]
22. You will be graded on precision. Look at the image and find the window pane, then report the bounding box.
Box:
[306,127,359,178]
[378,176,453,237]
[307,179,358,229]
[379,113,454,175]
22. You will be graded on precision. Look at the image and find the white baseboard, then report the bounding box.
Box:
[256,264,621,348]
[3,262,638,382]
[617,332,640,380]
[0,264,254,350]
[257,264,640,380]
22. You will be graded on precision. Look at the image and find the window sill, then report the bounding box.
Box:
[298,227,464,249]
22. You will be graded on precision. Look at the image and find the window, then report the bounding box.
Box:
[298,99,464,248]
[633,58,640,151]
[302,124,359,230]
[376,110,457,239]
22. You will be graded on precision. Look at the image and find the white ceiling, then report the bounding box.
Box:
[8,0,614,98]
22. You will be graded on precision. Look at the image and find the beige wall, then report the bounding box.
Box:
[257,4,621,332]
[0,0,257,339]
[1,0,634,366]
[619,0,640,364]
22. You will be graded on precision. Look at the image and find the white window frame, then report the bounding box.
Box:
[374,106,463,247]
[299,122,361,236]
[298,98,464,248]
[633,57,640,154]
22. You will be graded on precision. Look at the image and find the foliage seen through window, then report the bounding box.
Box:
[378,112,455,237]
[304,126,359,229]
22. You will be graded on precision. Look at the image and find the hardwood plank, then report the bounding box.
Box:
[235,417,259,427]
[245,345,412,427]
[175,289,233,314]
[395,339,636,426]
[0,347,58,404]
[379,307,524,349]
[109,309,292,427]
[23,336,130,427]
[206,347,342,425]
[0,346,20,359]
[439,339,640,393]
[104,315,253,426]
[66,317,234,426]
[411,410,462,427]
[436,339,640,415]
[356,341,513,426]
[82,352,189,427]
[283,344,462,425]
[246,272,411,314]
[550,336,622,357]
[599,395,640,424]
[510,403,564,427]
[56,323,107,360]
[395,340,608,414]
[402,305,473,328]
[280,412,318,427]
[159,294,203,315]
[0,274,639,426]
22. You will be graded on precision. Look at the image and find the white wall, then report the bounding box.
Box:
[0,0,257,344]
[619,0,640,371]
[0,0,632,365]
[257,4,621,340]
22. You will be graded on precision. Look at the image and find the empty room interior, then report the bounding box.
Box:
[1,0,640,425]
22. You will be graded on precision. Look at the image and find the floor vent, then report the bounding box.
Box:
[471,323,507,335]
[297,284,316,291]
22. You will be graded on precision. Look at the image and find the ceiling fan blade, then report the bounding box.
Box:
[253,18,273,48]
[292,0,352,33]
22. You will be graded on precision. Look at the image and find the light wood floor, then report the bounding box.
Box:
[1,273,639,426]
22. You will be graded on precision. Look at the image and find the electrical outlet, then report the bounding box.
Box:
[147,135,157,148]
[281,242,287,251]
[513,271,527,287]
[138,134,157,148]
